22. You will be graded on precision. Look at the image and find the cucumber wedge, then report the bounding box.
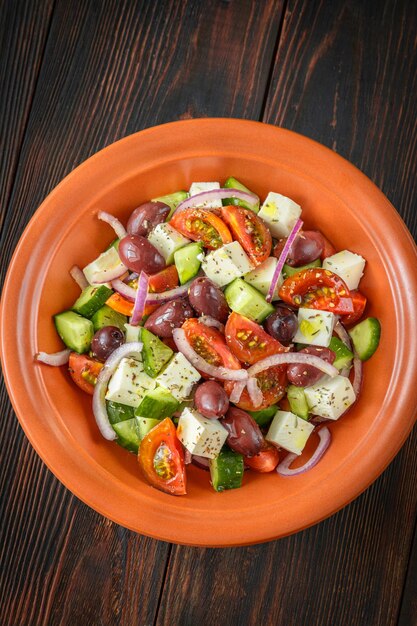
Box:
[222,177,260,213]
[348,317,381,361]
[224,278,274,323]
[209,448,244,492]
[287,386,309,420]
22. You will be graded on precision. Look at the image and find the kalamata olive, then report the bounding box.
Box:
[188,277,229,322]
[274,231,324,267]
[118,234,165,274]
[127,201,170,237]
[221,407,264,457]
[194,381,229,418]
[144,299,194,337]
[264,306,298,345]
[91,326,124,361]
[287,346,335,387]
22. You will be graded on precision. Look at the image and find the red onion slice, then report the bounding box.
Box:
[69,265,88,289]
[93,341,143,440]
[198,315,225,332]
[145,280,193,305]
[98,210,127,239]
[229,380,247,403]
[131,272,149,325]
[111,278,136,301]
[35,349,71,366]
[247,353,338,378]
[173,188,259,215]
[90,262,127,285]
[276,426,331,476]
[172,328,248,381]
[266,218,303,303]
[192,455,210,470]
[184,448,192,465]
[334,320,353,351]
[247,377,263,408]
[352,355,363,397]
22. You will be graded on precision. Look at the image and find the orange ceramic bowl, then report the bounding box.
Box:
[2,119,417,546]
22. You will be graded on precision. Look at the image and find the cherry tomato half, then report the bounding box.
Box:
[225,364,287,412]
[220,205,272,265]
[138,418,186,495]
[342,291,367,326]
[170,208,232,250]
[279,268,354,314]
[244,442,280,473]
[225,312,286,365]
[182,318,241,376]
[148,265,179,292]
[68,353,103,395]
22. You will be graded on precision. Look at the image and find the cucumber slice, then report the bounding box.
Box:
[282,258,321,279]
[174,242,203,284]
[222,177,260,213]
[72,284,113,319]
[224,278,274,323]
[209,448,244,492]
[113,417,141,453]
[348,317,381,361]
[152,190,188,219]
[287,386,309,420]
[91,304,127,332]
[54,311,94,353]
[124,323,141,343]
[135,387,179,420]
[248,405,278,427]
[136,416,161,440]
[329,336,353,370]
[106,401,135,424]
[141,328,173,377]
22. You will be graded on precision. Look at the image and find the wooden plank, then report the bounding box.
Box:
[398,522,417,626]
[0,0,55,232]
[0,1,285,625]
[156,1,417,625]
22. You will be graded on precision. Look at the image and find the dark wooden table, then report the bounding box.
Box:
[1,1,416,625]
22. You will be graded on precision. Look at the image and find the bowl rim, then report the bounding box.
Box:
[2,118,417,546]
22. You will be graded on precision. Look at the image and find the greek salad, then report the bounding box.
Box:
[36,177,381,495]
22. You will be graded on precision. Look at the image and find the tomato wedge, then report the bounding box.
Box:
[148,265,179,292]
[138,418,186,495]
[220,205,272,265]
[342,291,367,325]
[182,318,241,375]
[68,353,103,395]
[244,442,280,473]
[225,365,287,412]
[170,209,232,249]
[279,268,354,314]
[225,312,286,365]
[106,292,134,316]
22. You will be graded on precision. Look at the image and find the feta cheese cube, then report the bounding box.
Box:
[83,246,126,288]
[177,407,228,458]
[322,250,366,290]
[156,352,201,401]
[105,357,156,408]
[266,410,314,455]
[244,257,283,300]
[189,182,222,208]
[124,323,141,343]
[148,223,191,265]
[202,241,254,287]
[304,375,356,420]
[258,192,302,238]
[293,308,336,347]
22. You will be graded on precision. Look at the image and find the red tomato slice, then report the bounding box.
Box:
[244,442,280,473]
[138,418,186,495]
[225,312,286,365]
[106,292,134,316]
[68,353,103,395]
[220,205,272,265]
[182,318,241,375]
[225,365,287,411]
[170,209,232,249]
[279,268,354,314]
[342,291,367,325]
[148,265,179,292]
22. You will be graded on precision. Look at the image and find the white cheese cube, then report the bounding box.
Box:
[293,308,336,347]
[177,407,228,458]
[148,223,191,264]
[322,250,366,290]
[244,257,283,301]
[124,324,141,343]
[105,357,156,408]
[189,182,222,208]
[266,410,314,455]
[202,241,254,287]
[304,375,356,420]
[258,192,302,238]
[156,352,201,401]
[83,246,126,288]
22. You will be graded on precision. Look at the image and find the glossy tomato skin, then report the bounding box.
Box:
[220,205,272,265]
[244,442,280,472]
[68,353,103,395]
[170,209,232,249]
[225,312,287,365]
[138,418,186,495]
[148,265,179,293]
[342,291,367,326]
[225,365,287,412]
[182,318,241,374]
[279,268,354,314]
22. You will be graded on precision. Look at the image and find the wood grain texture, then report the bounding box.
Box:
[0,1,285,625]
[398,520,417,626]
